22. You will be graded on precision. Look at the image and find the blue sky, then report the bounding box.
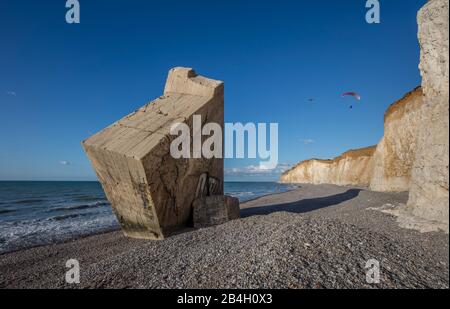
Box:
[0,0,425,181]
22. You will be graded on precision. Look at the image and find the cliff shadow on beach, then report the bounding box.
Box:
[241,189,362,217]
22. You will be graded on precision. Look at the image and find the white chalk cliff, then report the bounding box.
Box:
[280,146,376,187]
[370,87,423,192]
[407,0,449,225]
[281,0,449,230]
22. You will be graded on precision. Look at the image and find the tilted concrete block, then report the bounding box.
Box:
[82,67,224,239]
[193,195,241,228]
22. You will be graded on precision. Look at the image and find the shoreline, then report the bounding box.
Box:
[0,181,300,257]
[0,226,121,256]
[1,184,448,289]
[0,181,295,255]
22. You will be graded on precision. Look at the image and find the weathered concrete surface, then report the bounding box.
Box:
[83,67,224,239]
[407,0,449,225]
[193,195,240,228]
[370,87,423,192]
[280,146,376,187]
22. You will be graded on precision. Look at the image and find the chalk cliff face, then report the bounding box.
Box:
[407,0,449,224]
[370,87,423,192]
[280,146,376,187]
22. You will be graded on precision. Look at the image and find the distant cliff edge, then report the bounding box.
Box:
[280,146,376,187]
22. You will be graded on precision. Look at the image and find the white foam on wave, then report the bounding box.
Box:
[0,212,119,253]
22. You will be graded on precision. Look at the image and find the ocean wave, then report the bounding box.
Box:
[0,212,119,254]
[0,209,16,215]
[50,201,109,212]
[11,199,46,205]
[47,214,84,221]
[71,196,106,202]
[229,191,254,196]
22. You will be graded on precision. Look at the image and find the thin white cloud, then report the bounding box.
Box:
[225,163,292,176]
[6,91,16,96]
[59,160,71,166]
[301,139,315,145]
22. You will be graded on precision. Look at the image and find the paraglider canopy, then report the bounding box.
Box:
[341,92,361,109]
[341,92,361,101]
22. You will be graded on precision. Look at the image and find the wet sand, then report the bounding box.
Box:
[0,184,448,289]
